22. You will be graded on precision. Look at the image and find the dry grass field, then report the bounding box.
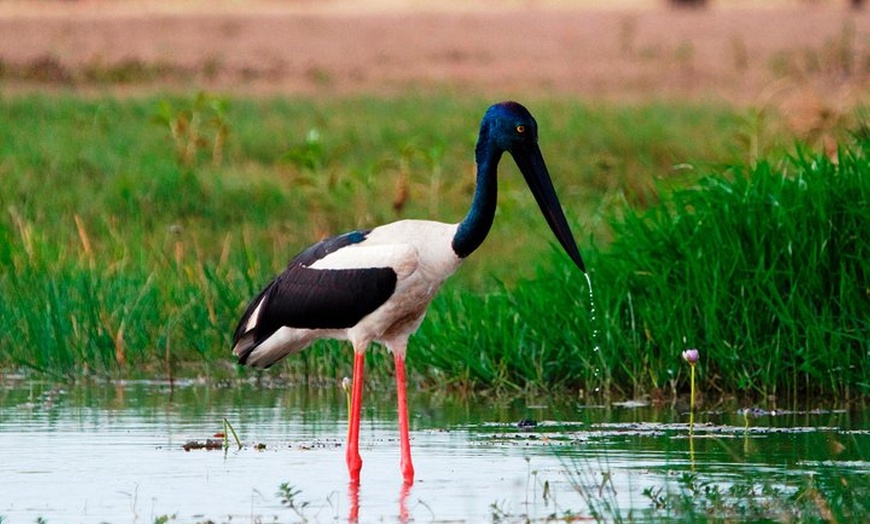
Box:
[1,1,867,115]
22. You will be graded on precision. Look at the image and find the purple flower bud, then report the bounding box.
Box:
[681,348,699,365]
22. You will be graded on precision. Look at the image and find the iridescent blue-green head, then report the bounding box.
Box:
[478,101,586,273]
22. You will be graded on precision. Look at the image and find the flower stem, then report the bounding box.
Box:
[689,363,696,412]
[689,363,696,434]
[342,377,352,425]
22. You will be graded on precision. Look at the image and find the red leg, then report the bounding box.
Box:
[346,350,365,485]
[394,353,415,485]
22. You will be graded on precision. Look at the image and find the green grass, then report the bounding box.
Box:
[0,93,765,283]
[0,92,865,401]
[601,143,870,402]
[432,131,869,401]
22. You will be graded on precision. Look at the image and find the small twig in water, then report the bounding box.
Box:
[223,417,242,450]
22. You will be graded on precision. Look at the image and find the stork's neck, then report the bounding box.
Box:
[452,141,502,258]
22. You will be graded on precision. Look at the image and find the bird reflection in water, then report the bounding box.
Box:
[347,480,411,522]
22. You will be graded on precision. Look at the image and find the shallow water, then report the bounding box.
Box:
[1,379,867,523]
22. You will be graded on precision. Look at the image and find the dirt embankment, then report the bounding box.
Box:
[0,0,867,127]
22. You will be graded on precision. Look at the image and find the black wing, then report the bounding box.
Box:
[232,231,397,363]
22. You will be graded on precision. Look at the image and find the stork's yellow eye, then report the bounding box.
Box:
[516,125,526,134]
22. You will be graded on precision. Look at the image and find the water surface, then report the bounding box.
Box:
[1,379,867,522]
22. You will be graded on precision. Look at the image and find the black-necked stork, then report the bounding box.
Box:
[232,101,586,486]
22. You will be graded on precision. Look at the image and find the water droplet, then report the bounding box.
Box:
[584,272,604,395]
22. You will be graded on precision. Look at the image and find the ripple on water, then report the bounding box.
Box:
[1,382,867,522]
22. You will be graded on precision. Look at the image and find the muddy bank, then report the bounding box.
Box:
[0,1,867,110]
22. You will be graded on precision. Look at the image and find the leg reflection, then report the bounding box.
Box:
[348,481,359,522]
[347,481,412,522]
[399,481,411,523]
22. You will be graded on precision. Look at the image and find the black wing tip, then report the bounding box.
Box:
[233,331,256,366]
[234,339,279,369]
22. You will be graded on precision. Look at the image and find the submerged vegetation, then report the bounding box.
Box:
[0,94,866,402]
[565,464,870,523]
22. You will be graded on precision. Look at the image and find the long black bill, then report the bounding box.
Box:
[512,143,586,273]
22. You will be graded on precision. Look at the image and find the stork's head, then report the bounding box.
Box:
[481,101,586,273]
[479,101,539,152]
